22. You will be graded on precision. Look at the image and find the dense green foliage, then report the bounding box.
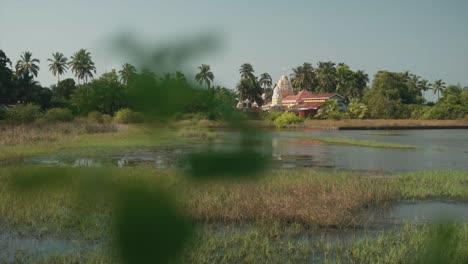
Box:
[346,98,368,119]
[71,70,127,115]
[315,99,343,119]
[273,112,304,127]
[43,108,74,122]
[421,85,468,119]
[5,103,42,123]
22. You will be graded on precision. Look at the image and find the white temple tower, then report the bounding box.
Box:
[271,85,282,106]
[276,74,294,97]
[271,73,293,107]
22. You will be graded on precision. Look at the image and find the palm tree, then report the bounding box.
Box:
[15,51,40,78]
[432,79,446,99]
[290,63,315,92]
[195,64,214,88]
[236,78,262,102]
[417,79,431,97]
[119,63,137,85]
[239,63,255,80]
[259,73,272,89]
[47,52,68,84]
[69,49,96,84]
[315,61,337,93]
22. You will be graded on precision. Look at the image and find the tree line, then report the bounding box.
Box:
[1,49,467,120]
[232,62,467,119]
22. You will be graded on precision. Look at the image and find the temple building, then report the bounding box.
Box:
[264,73,347,117]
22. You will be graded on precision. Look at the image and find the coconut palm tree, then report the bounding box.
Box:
[432,79,446,99]
[239,63,255,80]
[417,78,431,97]
[315,61,337,93]
[259,73,272,89]
[290,63,315,92]
[119,63,137,85]
[69,49,96,84]
[195,64,214,88]
[15,51,40,78]
[47,52,68,84]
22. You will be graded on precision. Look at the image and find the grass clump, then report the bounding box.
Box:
[392,170,468,198]
[347,223,468,264]
[306,137,416,149]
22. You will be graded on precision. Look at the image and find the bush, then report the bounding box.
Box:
[316,99,343,120]
[260,110,283,123]
[273,112,303,128]
[346,99,368,119]
[5,103,42,124]
[43,108,74,122]
[102,114,113,124]
[114,108,143,124]
[87,111,104,123]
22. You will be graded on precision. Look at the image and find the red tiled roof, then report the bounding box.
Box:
[282,90,338,102]
[308,93,338,99]
[292,102,325,110]
[282,89,314,102]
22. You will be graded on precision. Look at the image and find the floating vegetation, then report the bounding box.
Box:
[366,131,407,136]
[305,137,416,149]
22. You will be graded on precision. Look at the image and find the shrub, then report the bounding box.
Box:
[102,114,113,124]
[43,108,74,122]
[5,103,42,124]
[87,111,104,123]
[273,112,303,128]
[114,108,143,124]
[346,99,368,119]
[260,110,283,123]
[316,99,343,120]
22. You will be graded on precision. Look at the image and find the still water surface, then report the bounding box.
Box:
[21,129,468,173]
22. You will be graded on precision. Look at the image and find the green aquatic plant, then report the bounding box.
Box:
[305,136,416,149]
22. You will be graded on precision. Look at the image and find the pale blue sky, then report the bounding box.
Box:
[1,0,467,99]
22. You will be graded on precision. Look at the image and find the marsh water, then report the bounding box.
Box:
[18,129,468,173]
[2,129,468,261]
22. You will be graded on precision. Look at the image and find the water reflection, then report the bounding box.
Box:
[15,129,468,172]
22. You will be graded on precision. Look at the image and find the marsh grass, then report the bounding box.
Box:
[0,168,467,263]
[305,137,416,149]
[0,123,178,161]
[8,222,468,264]
[0,168,466,236]
[0,122,118,146]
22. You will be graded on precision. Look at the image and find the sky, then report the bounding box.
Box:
[1,0,467,101]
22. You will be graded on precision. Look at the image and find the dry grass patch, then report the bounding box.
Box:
[0,122,118,146]
[183,171,393,226]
